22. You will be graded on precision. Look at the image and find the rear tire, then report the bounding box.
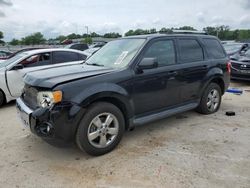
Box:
[0,90,5,107]
[196,83,222,114]
[76,102,125,156]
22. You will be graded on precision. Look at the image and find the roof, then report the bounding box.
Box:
[22,48,89,56]
[123,33,217,40]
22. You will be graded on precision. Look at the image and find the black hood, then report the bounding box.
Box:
[24,64,114,88]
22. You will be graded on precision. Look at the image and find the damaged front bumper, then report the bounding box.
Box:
[16,97,86,142]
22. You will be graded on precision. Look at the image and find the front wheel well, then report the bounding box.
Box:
[0,89,6,106]
[89,97,130,130]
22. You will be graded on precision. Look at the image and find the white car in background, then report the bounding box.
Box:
[0,48,89,106]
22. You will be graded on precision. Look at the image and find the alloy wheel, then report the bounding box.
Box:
[87,113,119,148]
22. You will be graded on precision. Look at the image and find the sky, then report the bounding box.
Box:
[0,0,250,41]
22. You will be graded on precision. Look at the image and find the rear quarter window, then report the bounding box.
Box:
[53,51,79,64]
[203,38,226,59]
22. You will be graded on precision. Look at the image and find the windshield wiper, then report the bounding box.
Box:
[86,62,104,67]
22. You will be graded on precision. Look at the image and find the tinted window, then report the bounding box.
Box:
[71,44,88,51]
[144,40,176,66]
[53,51,79,64]
[203,38,226,59]
[178,39,203,63]
[20,52,51,67]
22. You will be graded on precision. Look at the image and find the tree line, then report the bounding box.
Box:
[7,32,122,45]
[1,25,250,46]
[125,26,250,41]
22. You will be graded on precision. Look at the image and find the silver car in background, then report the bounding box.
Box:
[0,48,89,106]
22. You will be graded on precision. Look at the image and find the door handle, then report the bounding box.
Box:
[167,71,178,76]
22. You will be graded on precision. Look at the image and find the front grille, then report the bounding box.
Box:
[231,62,250,70]
[22,85,38,109]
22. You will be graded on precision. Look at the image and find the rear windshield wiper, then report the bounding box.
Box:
[86,63,104,67]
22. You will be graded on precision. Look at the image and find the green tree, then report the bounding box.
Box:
[84,37,92,44]
[159,27,173,34]
[203,26,217,36]
[238,30,250,40]
[149,28,157,34]
[0,31,4,44]
[9,38,20,45]
[20,32,45,45]
[0,31,3,39]
[125,30,135,36]
[56,35,67,42]
[133,29,147,35]
[67,33,82,39]
[90,32,100,37]
[232,30,240,41]
[178,26,196,31]
[103,32,121,38]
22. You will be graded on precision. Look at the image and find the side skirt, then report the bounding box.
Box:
[132,102,199,127]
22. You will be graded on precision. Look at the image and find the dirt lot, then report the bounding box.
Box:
[0,81,250,188]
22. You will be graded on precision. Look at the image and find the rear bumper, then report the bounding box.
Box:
[16,97,86,142]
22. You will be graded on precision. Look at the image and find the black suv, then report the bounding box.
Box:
[16,34,230,156]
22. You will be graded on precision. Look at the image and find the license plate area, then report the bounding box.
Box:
[240,70,250,74]
[16,98,33,129]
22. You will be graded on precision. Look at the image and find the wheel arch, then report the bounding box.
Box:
[210,77,225,94]
[0,88,6,105]
[77,88,134,130]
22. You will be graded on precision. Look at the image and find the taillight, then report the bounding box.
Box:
[227,61,231,74]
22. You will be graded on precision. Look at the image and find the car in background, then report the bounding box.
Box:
[223,42,249,56]
[0,50,13,61]
[65,43,89,51]
[89,41,107,48]
[0,48,89,106]
[83,47,100,56]
[0,48,44,63]
[230,48,250,81]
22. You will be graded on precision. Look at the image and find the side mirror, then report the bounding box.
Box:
[138,58,158,70]
[12,64,24,70]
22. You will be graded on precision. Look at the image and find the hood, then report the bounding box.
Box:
[231,54,250,63]
[24,64,114,88]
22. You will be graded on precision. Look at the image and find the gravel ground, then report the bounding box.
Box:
[0,81,250,188]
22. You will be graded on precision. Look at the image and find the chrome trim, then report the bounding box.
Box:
[16,98,33,114]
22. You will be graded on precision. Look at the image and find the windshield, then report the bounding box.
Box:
[223,43,242,53]
[0,54,25,68]
[86,38,145,68]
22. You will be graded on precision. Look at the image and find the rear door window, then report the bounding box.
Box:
[20,52,51,67]
[203,38,226,59]
[53,51,79,64]
[178,39,204,63]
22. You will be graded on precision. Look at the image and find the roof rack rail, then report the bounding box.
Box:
[172,30,208,35]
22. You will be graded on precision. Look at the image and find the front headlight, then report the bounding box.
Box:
[37,91,62,108]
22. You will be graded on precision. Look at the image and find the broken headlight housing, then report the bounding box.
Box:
[37,91,62,108]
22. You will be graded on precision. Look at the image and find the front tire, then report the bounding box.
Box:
[76,102,125,156]
[196,83,222,114]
